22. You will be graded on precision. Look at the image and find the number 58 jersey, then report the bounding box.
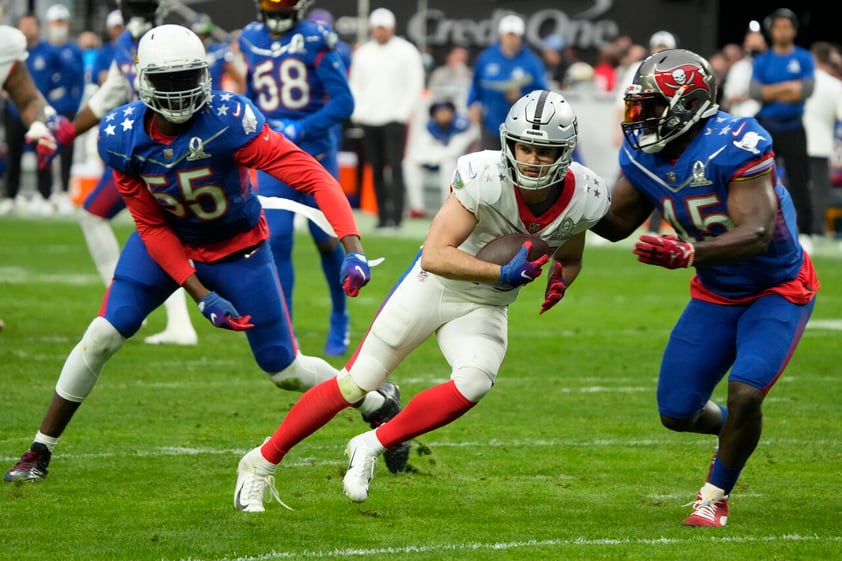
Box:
[238,19,352,157]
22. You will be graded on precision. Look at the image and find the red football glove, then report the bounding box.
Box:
[633,234,695,269]
[539,261,566,314]
[25,114,76,170]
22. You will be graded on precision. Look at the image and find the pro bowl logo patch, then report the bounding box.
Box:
[653,64,710,98]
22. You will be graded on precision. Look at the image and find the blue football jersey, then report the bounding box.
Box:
[619,111,803,299]
[238,20,352,156]
[97,92,265,246]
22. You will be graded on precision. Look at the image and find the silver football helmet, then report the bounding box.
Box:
[136,25,211,124]
[500,90,578,190]
[255,0,313,35]
[621,48,719,154]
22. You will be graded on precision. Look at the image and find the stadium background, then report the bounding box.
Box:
[3,1,831,67]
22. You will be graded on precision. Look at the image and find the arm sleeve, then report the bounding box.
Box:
[236,124,360,239]
[113,169,197,285]
[297,49,354,137]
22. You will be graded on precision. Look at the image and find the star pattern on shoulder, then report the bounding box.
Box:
[104,123,116,136]
[217,104,229,116]
[592,176,602,198]
[121,117,135,131]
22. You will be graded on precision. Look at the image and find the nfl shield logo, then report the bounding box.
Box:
[163,148,173,160]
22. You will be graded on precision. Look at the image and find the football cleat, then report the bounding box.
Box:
[4,443,51,482]
[343,433,378,502]
[683,491,729,527]
[324,311,350,356]
[361,381,410,473]
[234,444,291,513]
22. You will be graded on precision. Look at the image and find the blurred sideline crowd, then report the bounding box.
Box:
[2,4,842,245]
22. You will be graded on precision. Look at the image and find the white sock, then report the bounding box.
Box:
[356,391,385,416]
[359,429,386,454]
[700,482,727,501]
[162,288,195,332]
[34,432,59,453]
[251,446,278,475]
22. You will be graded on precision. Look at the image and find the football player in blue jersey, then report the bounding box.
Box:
[591,49,820,527]
[238,0,355,358]
[29,0,199,347]
[1,24,401,487]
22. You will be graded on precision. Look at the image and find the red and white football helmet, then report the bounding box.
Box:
[621,48,719,154]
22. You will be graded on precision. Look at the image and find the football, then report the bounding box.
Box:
[474,233,551,265]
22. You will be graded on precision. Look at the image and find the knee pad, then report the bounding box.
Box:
[268,353,338,392]
[55,317,125,402]
[452,366,494,402]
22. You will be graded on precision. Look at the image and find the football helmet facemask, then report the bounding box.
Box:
[137,25,211,124]
[500,90,578,190]
[255,0,314,35]
[622,48,719,154]
[119,0,165,39]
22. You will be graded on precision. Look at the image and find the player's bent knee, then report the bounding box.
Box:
[56,317,124,401]
[660,413,694,432]
[255,346,296,375]
[452,366,494,402]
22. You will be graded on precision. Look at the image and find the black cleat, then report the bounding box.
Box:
[362,381,410,473]
[4,443,51,482]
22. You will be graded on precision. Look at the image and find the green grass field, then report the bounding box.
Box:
[1,215,840,561]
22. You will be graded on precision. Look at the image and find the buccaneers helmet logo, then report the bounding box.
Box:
[652,64,710,97]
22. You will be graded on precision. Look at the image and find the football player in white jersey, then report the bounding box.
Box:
[233,89,611,511]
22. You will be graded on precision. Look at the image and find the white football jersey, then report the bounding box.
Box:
[0,26,28,88]
[443,150,610,305]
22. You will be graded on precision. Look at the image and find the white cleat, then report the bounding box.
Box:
[234,445,291,513]
[143,328,198,346]
[343,433,379,503]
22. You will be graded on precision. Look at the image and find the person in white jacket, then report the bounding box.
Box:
[803,41,842,239]
[348,8,425,230]
[403,98,479,217]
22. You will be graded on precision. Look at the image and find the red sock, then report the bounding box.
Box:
[376,380,475,448]
[261,377,352,463]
